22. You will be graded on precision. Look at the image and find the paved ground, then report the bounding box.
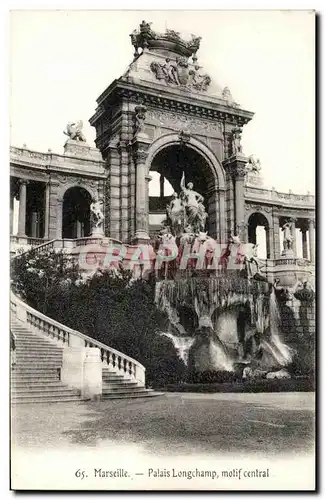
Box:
[11,392,315,457]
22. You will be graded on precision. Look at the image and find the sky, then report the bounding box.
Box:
[9,9,315,194]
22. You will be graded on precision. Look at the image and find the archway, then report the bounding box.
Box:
[62,187,92,239]
[148,142,221,238]
[248,212,270,259]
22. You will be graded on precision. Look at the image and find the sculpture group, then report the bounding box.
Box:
[63,120,87,142]
[151,58,211,91]
[165,172,208,237]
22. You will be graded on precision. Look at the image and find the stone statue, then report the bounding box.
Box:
[222,86,232,100]
[63,121,87,142]
[90,199,104,228]
[166,192,186,237]
[165,29,181,41]
[150,56,210,91]
[245,154,261,173]
[282,221,294,251]
[162,58,179,84]
[180,172,207,234]
[134,104,147,135]
[243,244,260,278]
[175,56,189,86]
[139,20,154,37]
[231,127,242,155]
[180,225,195,247]
[198,198,208,231]
[187,34,202,52]
[189,64,211,91]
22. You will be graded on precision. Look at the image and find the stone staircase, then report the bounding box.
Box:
[11,320,81,404]
[11,318,161,404]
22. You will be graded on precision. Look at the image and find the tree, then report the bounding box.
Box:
[11,254,186,387]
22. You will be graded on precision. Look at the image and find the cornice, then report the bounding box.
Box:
[89,80,254,127]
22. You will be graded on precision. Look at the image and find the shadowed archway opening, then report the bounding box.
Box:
[62,187,92,239]
[248,212,270,259]
[148,144,218,237]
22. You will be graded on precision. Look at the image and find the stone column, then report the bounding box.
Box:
[132,104,151,243]
[10,194,14,234]
[56,197,63,239]
[44,181,50,239]
[17,179,28,236]
[218,189,226,244]
[133,146,150,241]
[265,227,271,259]
[291,218,297,256]
[230,157,247,241]
[272,213,281,259]
[159,174,164,199]
[301,221,309,259]
[308,218,315,263]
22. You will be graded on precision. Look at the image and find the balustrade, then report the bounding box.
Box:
[11,291,145,384]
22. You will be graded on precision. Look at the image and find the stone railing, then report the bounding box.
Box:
[10,291,145,386]
[10,235,46,247]
[245,185,315,208]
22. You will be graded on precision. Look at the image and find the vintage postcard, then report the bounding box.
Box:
[9,9,316,491]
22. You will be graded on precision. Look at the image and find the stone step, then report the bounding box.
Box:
[12,369,61,376]
[11,387,79,395]
[102,381,139,388]
[15,355,62,360]
[14,343,62,348]
[12,381,63,388]
[102,387,150,394]
[15,348,63,353]
[102,373,125,380]
[11,378,61,384]
[11,395,82,404]
[101,391,164,400]
[16,336,63,349]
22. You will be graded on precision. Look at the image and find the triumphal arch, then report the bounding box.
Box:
[10,21,315,280]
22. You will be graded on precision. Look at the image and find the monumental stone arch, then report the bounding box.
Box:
[10,20,315,285]
[146,133,225,239]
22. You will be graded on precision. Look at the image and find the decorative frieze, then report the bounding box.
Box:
[245,203,272,214]
[146,109,223,136]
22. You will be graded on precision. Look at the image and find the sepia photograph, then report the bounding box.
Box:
[9,9,316,491]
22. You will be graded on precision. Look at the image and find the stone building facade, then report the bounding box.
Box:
[10,21,315,285]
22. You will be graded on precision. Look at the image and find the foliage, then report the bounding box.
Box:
[11,249,81,313]
[162,378,315,393]
[11,252,186,387]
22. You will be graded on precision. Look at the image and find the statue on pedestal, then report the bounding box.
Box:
[180,172,208,234]
[90,199,104,229]
[63,121,87,142]
[134,104,147,135]
[231,126,243,155]
[166,192,186,237]
[245,154,261,173]
[282,220,294,253]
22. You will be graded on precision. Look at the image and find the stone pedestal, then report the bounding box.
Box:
[281,248,295,258]
[64,139,102,160]
[82,348,102,401]
[61,346,102,400]
[90,226,104,237]
[61,347,86,393]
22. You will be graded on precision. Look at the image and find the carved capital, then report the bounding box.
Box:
[234,164,247,178]
[308,218,315,228]
[134,148,149,163]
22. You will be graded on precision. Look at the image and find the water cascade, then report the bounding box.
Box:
[153,170,294,380]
